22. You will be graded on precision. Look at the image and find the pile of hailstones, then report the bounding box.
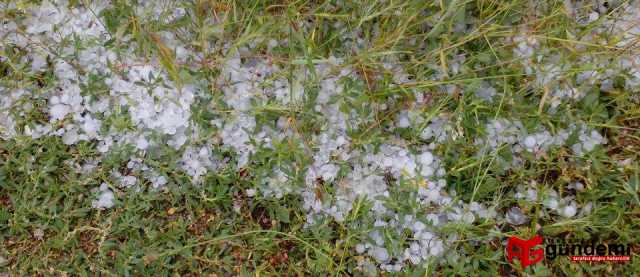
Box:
[0,0,626,273]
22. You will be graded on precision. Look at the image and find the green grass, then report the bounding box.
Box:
[1,0,640,276]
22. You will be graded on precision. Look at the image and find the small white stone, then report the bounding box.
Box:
[49,104,70,121]
[419,152,434,166]
[371,247,390,263]
[92,183,115,209]
[135,136,149,150]
[506,207,527,225]
[560,203,577,218]
[524,136,537,149]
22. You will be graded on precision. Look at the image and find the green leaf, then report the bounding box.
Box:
[275,205,290,223]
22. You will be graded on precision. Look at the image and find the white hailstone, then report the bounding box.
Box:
[121,176,138,188]
[373,220,387,227]
[469,202,491,219]
[245,189,256,197]
[481,206,497,219]
[135,136,149,150]
[172,8,186,20]
[0,112,17,139]
[425,188,441,203]
[382,157,393,167]
[513,34,538,59]
[25,1,65,34]
[80,160,99,175]
[52,128,65,136]
[571,143,584,155]
[61,126,79,145]
[407,248,427,265]
[371,247,390,263]
[268,39,279,49]
[220,114,257,167]
[168,132,188,149]
[421,116,451,142]
[92,183,115,209]
[54,61,76,80]
[97,137,113,153]
[355,244,366,254]
[49,104,71,121]
[413,221,426,232]
[150,175,167,189]
[475,81,496,101]
[543,197,559,210]
[462,211,475,224]
[319,163,339,181]
[429,239,445,256]
[369,231,385,246]
[87,97,109,114]
[506,207,528,225]
[469,202,482,212]
[524,136,537,149]
[568,182,585,191]
[525,188,537,202]
[261,169,293,199]
[80,115,100,138]
[447,207,465,221]
[477,118,525,154]
[601,78,614,91]
[571,126,606,156]
[409,242,420,254]
[397,111,411,128]
[419,231,434,241]
[180,146,217,183]
[418,152,434,166]
[31,53,47,72]
[127,159,142,170]
[560,202,578,218]
[583,140,596,152]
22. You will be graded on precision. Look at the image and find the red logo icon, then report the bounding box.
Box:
[506,235,544,269]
